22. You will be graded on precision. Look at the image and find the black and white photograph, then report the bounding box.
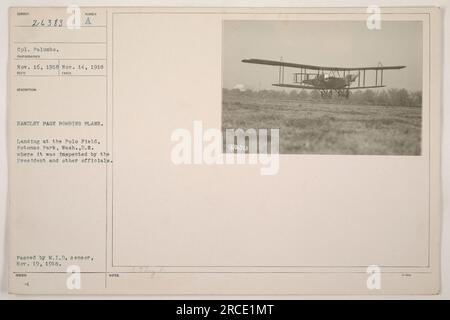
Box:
[222,20,423,155]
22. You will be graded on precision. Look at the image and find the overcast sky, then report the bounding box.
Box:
[223,20,423,92]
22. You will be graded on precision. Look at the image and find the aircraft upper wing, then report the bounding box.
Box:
[242,58,406,71]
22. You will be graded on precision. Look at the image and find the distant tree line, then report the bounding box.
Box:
[223,87,422,107]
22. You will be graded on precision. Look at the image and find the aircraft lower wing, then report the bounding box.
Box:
[244,58,406,71]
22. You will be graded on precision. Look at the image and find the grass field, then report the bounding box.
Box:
[222,93,422,155]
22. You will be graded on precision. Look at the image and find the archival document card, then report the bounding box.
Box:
[8,7,441,294]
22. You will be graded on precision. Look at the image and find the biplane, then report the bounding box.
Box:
[242,58,406,98]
